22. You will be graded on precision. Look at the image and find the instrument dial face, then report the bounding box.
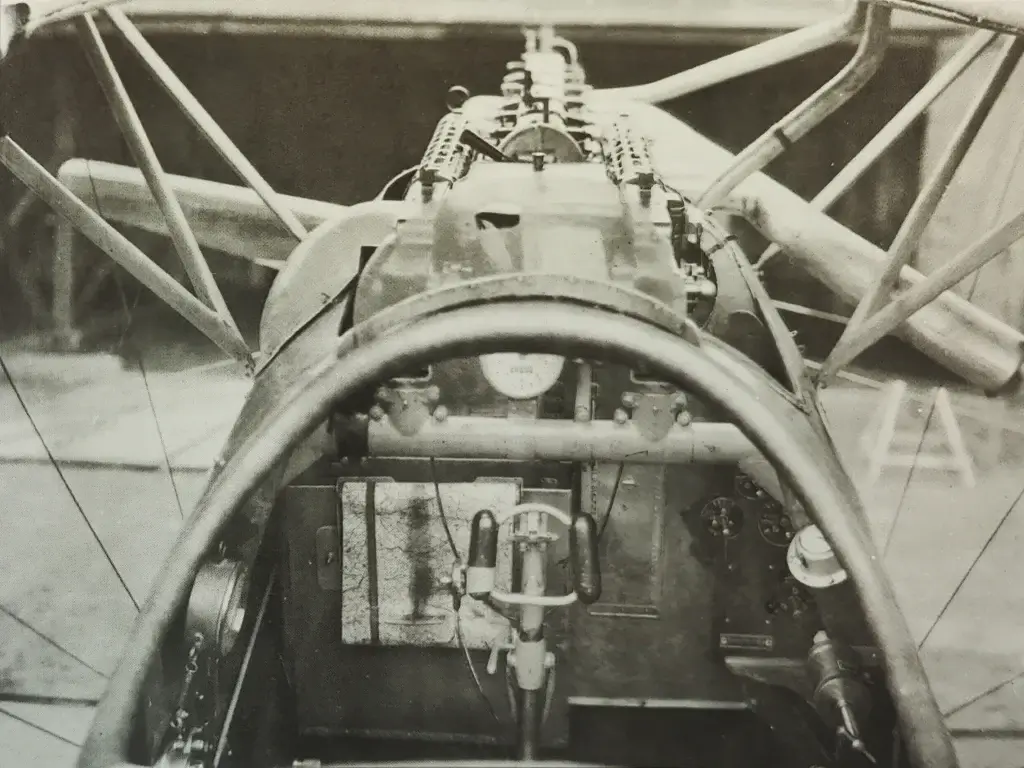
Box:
[479,353,565,400]
[700,497,743,539]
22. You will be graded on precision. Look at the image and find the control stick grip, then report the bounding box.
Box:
[467,509,499,598]
[570,513,601,604]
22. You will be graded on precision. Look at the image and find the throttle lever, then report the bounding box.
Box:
[460,129,513,162]
[569,513,601,604]
[467,502,590,607]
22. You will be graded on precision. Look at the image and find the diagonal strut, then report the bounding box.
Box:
[103,7,308,242]
[817,35,1024,385]
[76,13,239,335]
[0,137,252,363]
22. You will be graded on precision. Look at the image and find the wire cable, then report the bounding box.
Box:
[918,482,1024,651]
[429,457,506,728]
[597,462,626,543]
[0,603,107,679]
[0,705,82,748]
[430,457,459,559]
[0,346,139,612]
[881,397,937,558]
[942,670,1024,721]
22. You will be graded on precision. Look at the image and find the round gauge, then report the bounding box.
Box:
[699,497,743,539]
[479,353,565,400]
[734,473,761,500]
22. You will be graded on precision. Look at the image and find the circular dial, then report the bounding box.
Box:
[479,353,565,400]
[700,497,743,539]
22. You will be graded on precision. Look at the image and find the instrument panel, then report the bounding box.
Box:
[691,473,819,658]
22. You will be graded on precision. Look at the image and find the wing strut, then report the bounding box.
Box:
[77,14,239,337]
[102,8,308,242]
[2,7,318,364]
[588,0,862,104]
[0,138,251,362]
[817,34,1024,385]
[697,2,892,209]
[756,28,997,269]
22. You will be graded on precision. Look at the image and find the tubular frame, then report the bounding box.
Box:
[588,0,863,104]
[697,2,892,208]
[819,34,1024,383]
[103,7,308,242]
[77,14,239,333]
[0,136,252,363]
[756,27,997,269]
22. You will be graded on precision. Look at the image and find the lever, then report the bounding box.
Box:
[570,512,601,604]
[459,129,513,162]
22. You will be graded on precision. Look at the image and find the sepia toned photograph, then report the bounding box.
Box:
[1,1,1023,766]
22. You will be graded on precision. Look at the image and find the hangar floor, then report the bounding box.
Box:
[2,325,1023,768]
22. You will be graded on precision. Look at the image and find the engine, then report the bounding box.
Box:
[253,28,895,768]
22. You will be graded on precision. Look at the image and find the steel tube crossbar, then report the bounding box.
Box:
[820,34,1024,382]
[103,7,308,242]
[588,2,861,104]
[0,137,251,363]
[873,0,1024,36]
[77,14,239,335]
[698,2,891,209]
[823,206,1024,383]
[757,28,997,268]
[368,416,757,464]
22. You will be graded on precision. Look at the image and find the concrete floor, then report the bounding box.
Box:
[2,344,1024,767]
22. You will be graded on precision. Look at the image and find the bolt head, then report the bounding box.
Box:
[368,405,385,421]
[676,410,692,427]
[613,408,629,425]
[433,405,449,422]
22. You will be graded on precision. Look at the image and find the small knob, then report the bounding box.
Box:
[446,85,470,112]
[786,524,848,589]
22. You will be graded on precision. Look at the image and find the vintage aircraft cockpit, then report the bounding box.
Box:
[198,26,917,768]
[9,2,1024,768]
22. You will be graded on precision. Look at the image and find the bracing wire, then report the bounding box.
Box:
[0,604,107,679]
[430,457,459,559]
[597,462,626,543]
[963,115,1024,302]
[918,482,1024,651]
[942,670,1024,721]
[93,155,184,520]
[135,351,185,518]
[456,616,503,727]
[0,706,82,748]
[881,398,936,558]
[879,69,1024,559]
[0,349,139,612]
[926,87,1024,729]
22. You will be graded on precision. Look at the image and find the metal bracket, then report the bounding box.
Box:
[315,525,342,591]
